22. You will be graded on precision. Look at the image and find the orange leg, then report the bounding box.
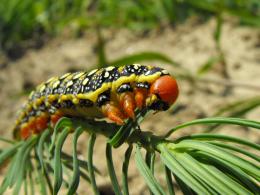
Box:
[134,88,148,109]
[119,92,136,119]
[21,125,31,140]
[35,114,49,134]
[101,102,125,125]
[21,118,37,139]
[51,111,63,126]
[28,120,37,134]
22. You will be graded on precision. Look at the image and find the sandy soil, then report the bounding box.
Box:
[0,18,259,194]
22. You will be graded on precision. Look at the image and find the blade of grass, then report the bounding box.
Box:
[214,13,223,49]
[165,117,260,137]
[0,136,16,144]
[197,56,220,75]
[0,154,18,194]
[164,166,175,195]
[53,127,70,194]
[174,134,260,150]
[145,151,155,174]
[13,139,37,195]
[192,150,260,194]
[28,166,35,195]
[107,120,133,148]
[173,174,194,195]
[61,152,100,174]
[160,0,177,24]
[61,162,73,189]
[108,109,148,147]
[122,145,133,195]
[207,97,260,132]
[106,143,122,195]
[163,149,217,194]
[109,52,180,67]
[96,26,108,68]
[63,162,90,183]
[145,151,156,195]
[35,158,47,195]
[213,96,260,117]
[207,141,260,162]
[8,136,37,187]
[35,146,53,194]
[0,141,23,164]
[201,163,252,194]
[37,128,51,170]
[24,175,28,195]
[68,127,84,195]
[171,140,260,181]
[13,165,26,195]
[87,133,100,195]
[135,146,165,195]
[175,152,235,194]
[159,144,212,194]
[49,117,73,153]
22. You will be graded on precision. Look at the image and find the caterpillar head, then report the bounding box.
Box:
[147,75,179,111]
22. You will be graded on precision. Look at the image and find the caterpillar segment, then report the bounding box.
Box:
[13,64,179,140]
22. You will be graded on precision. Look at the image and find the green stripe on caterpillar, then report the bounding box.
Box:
[13,64,179,139]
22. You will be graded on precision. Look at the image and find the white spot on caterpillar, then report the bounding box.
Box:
[66,80,74,88]
[162,70,168,74]
[46,77,57,83]
[104,71,110,78]
[29,91,34,99]
[133,64,140,70]
[60,73,71,79]
[88,69,98,76]
[73,72,85,79]
[52,80,60,88]
[39,85,46,92]
[144,70,151,76]
[82,78,89,86]
[105,66,115,71]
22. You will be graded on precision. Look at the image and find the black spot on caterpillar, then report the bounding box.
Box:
[13,64,179,139]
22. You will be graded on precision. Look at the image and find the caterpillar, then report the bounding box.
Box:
[13,64,179,140]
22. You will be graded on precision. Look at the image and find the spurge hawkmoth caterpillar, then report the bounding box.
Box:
[13,64,179,139]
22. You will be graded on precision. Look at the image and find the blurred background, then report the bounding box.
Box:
[0,0,259,194]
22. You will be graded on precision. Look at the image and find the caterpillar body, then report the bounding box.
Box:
[14,64,179,140]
